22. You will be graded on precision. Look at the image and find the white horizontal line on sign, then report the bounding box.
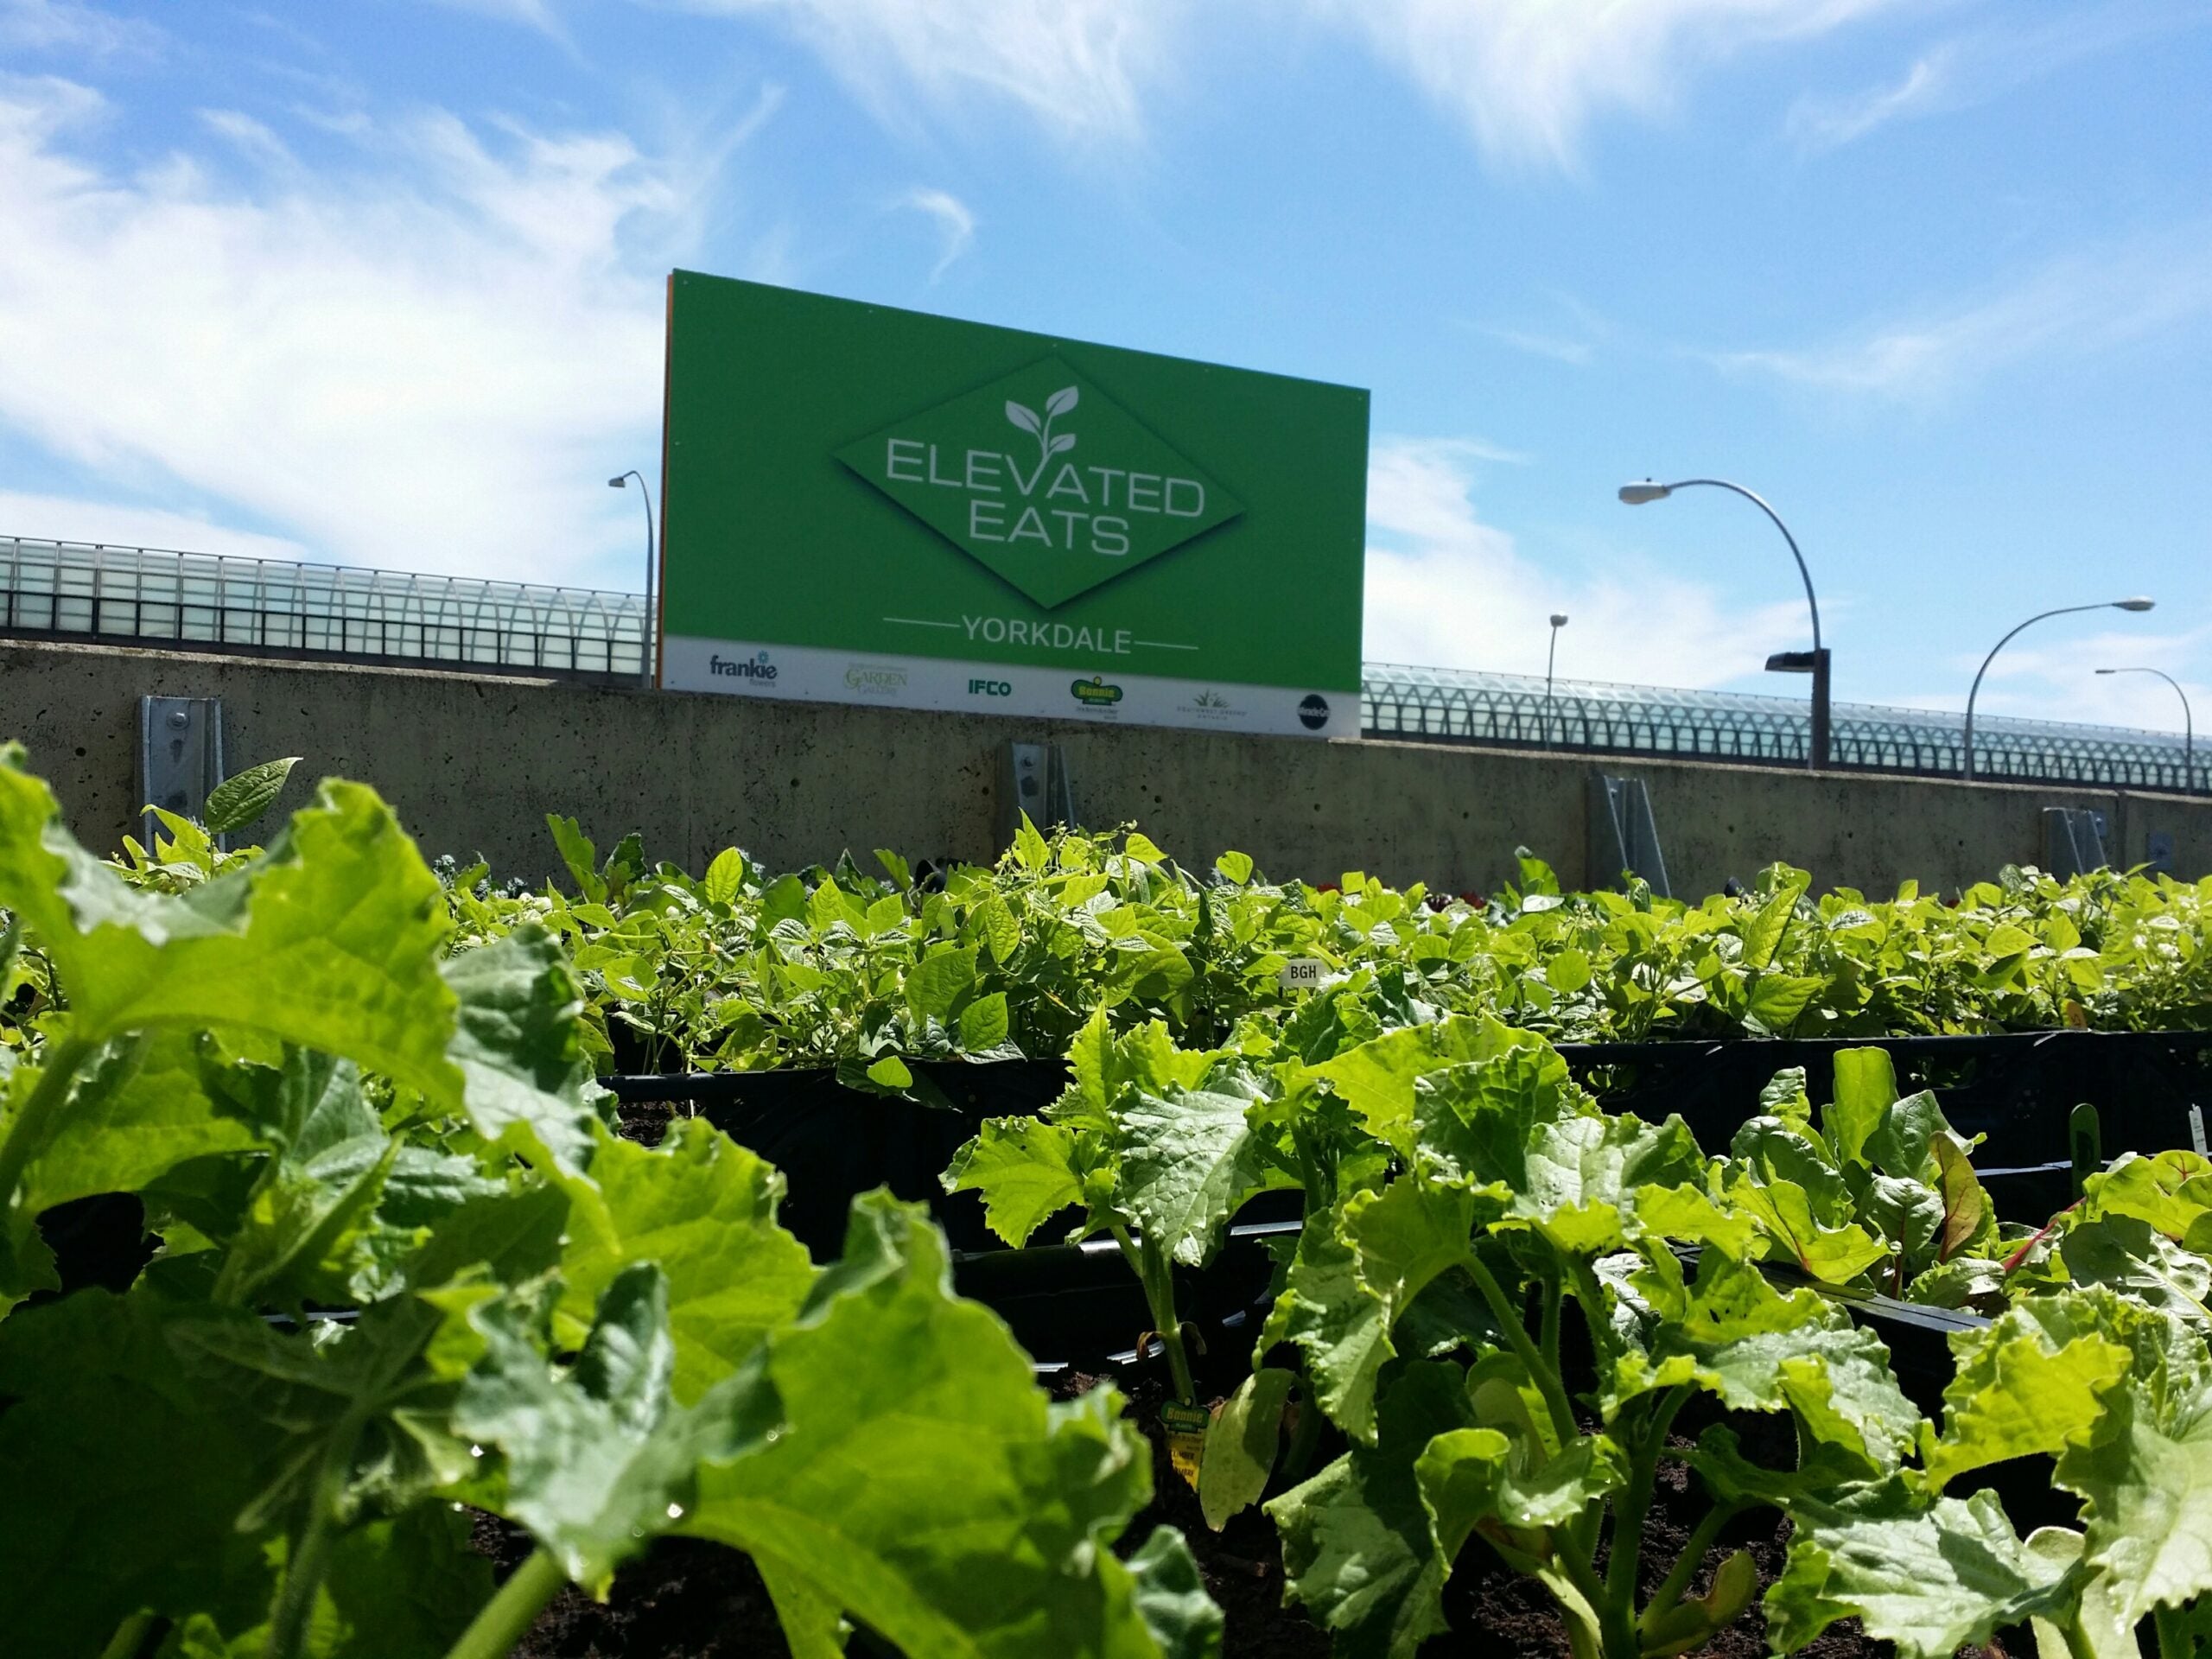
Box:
[884,616,963,629]
[1135,639,1197,651]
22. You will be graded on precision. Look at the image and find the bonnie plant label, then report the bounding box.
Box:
[658,273,1368,739]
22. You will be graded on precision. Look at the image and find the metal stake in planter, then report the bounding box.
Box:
[2043,808,2109,879]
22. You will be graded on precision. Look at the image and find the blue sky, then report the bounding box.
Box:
[3,0,2209,729]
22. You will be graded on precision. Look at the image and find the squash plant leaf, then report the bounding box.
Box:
[202,756,302,839]
[682,1192,1205,1659]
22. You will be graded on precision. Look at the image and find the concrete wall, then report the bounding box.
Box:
[6,638,2209,896]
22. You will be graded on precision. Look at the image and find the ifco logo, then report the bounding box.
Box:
[709,651,778,682]
[968,678,1013,697]
[1071,677,1124,708]
[1298,694,1330,732]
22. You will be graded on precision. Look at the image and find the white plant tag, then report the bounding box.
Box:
[1278,958,1327,992]
[2191,1104,2206,1157]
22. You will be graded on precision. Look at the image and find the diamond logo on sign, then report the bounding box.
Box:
[835,360,1243,608]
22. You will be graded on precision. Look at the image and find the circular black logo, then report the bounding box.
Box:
[1298,694,1330,732]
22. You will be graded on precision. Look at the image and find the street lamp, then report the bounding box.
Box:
[608,470,656,690]
[1961,598,2155,780]
[2096,666,2194,791]
[1618,477,1827,769]
[1545,613,1568,746]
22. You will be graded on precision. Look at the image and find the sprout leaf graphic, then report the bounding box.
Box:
[1005,401,1042,436]
[1007,385,1080,479]
[1049,433,1077,456]
[1046,385,1079,418]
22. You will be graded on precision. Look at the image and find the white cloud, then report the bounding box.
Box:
[1713,233,2212,399]
[1786,3,2208,153]
[1361,437,1803,687]
[683,0,1172,145]
[1880,622,2207,741]
[1786,48,1950,149]
[0,78,724,587]
[0,490,309,560]
[1312,0,1898,172]
[900,186,975,281]
[0,0,162,56]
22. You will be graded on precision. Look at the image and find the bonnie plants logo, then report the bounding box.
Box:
[710,650,778,681]
[836,360,1243,608]
[1071,676,1124,707]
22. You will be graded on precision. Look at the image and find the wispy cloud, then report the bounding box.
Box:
[679,0,1172,146]
[1880,620,2206,735]
[0,78,747,586]
[1362,437,1801,686]
[1786,48,1950,150]
[900,186,975,281]
[1312,0,1899,172]
[1713,232,2212,399]
[1787,3,2210,153]
[0,0,162,56]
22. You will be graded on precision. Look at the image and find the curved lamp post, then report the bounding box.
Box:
[2096,665,2194,791]
[1619,478,1827,769]
[1545,613,1568,746]
[1962,598,2155,780]
[608,471,656,690]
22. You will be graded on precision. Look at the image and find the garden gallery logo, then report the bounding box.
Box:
[843,664,907,695]
[709,651,778,681]
[1071,676,1124,707]
[836,361,1243,608]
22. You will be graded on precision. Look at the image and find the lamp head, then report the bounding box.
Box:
[1549,613,1569,628]
[607,474,627,489]
[2096,668,2119,676]
[1618,480,1671,505]
[2115,597,2156,613]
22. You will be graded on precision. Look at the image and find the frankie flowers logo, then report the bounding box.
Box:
[836,360,1243,609]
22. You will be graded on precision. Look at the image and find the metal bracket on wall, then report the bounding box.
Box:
[139,696,225,848]
[2043,807,2109,878]
[999,741,1077,849]
[1589,772,1670,898]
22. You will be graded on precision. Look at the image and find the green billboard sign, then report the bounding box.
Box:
[658,273,1368,737]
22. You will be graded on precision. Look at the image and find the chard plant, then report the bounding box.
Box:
[0,749,1219,1659]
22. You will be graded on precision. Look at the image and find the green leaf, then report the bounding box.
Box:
[1213,851,1254,886]
[19,1029,257,1216]
[874,847,913,888]
[1724,1170,1888,1283]
[2060,1217,2212,1331]
[1012,811,1052,872]
[976,893,1021,964]
[1199,1367,1295,1530]
[958,990,1010,1051]
[1767,1482,2074,1659]
[683,1193,1191,1659]
[1418,1423,1627,1544]
[1268,1362,1477,1659]
[1924,1292,2133,1491]
[0,1289,288,1652]
[546,813,605,900]
[1311,1014,1564,1153]
[2083,1150,2212,1241]
[865,1055,913,1090]
[907,947,979,1022]
[555,1118,817,1407]
[201,756,302,839]
[458,1262,779,1597]
[0,759,461,1096]
[1738,871,1808,969]
[2023,1526,2138,1659]
[2059,1374,2212,1626]
[1827,1046,1897,1170]
[441,925,599,1177]
[1126,1527,1225,1659]
[703,846,747,906]
[1115,1074,1281,1267]
[942,1117,1084,1248]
